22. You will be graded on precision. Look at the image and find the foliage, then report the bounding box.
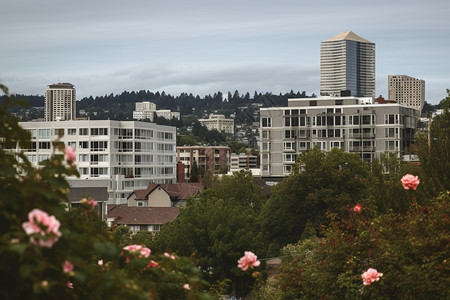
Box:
[416,89,450,196]
[153,170,267,297]
[0,85,213,299]
[261,192,450,299]
[261,148,371,251]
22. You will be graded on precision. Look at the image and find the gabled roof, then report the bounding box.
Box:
[68,187,108,203]
[324,31,372,43]
[107,206,179,225]
[129,183,203,201]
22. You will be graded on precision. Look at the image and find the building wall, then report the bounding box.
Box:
[198,114,234,134]
[388,75,425,112]
[19,120,177,204]
[176,146,231,178]
[147,187,172,207]
[320,34,375,97]
[260,97,419,177]
[44,83,76,121]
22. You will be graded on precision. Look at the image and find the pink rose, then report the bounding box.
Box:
[123,245,151,259]
[98,259,103,266]
[401,174,420,190]
[64,147,76,164]
[22,209,62,248]
[183,283,190,290]
[63,260,74,274]
[146,260,158,268]
[87,198,98,208]
[353,204,362,213]
[66,281,73,289]
[237,251,261,271]
[362,268,383,285]
[164,252,176,259]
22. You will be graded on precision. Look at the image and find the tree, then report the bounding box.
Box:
[153,171,267,296]
[189,160,200,183]
[416,89,450,196]
[261,148,371,253]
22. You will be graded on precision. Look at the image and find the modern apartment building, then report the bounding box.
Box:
[133,101,180,121]
[44,83,76,121]
[18,120,177,204]
[199,114,234,134]
[260,96,419,177]
[230,153,259,171]
[388,75,425,112]
[320,32,375,98]
[176,146,231,178]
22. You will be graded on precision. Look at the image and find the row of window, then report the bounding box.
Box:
[28,128,174,140]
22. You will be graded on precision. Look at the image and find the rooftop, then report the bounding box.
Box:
[323,31,372,43]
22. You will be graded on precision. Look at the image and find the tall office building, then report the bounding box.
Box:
[44,83,76,121]
[388,75,425,112]
[320,31,375,98]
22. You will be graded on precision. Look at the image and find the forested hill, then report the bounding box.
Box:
[76,90,313,120]
[1,89,313,121]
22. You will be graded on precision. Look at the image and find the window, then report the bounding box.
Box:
[331,141,341,149]
[385,114,398,124]
[79,154,89,162]
[67,141,76,149]
[262,142,271,151]
[79,141,89,149]
[38,129,51,139]
[90,167,108,177]
[38,142,51,149]
[283,153,297,162]
[90,141,108,151]
[68,128,77,136]
[79,128,89,135]
[309,100,317,106]
[262,130,271,139]
[362,115,371,125]
[298,141,309,150]
[91,128,108,136]
[385,128,395,138]
[283,142,295,151]
[283,165,292,174]
[262,117,272,127]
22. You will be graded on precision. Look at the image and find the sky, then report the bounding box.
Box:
[1,0,449,104]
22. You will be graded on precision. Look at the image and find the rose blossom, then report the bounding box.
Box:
[63,260,74,274]
[353,204,362,213]
[98,259,103,266]
[87,198,98,208]
[401,174,420,190]
[146,260,159,268]
[237,251,261,271]
[66,281,73,289]
[164,252,176,259]
[64,147,76,164]
[123,245,151,260]
[183,283,190,290]
[362,268,383,285]
[22,209,62,248]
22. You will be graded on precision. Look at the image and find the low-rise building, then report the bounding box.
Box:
[230,153,259,171]
[133,101,180,121]
[176,146,231,178]
[199,114,234,134]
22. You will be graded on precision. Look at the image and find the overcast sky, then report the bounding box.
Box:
[1,0,449,104]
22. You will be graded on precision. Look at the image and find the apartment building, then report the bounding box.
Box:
[388,75,425,112]
[19,120,177,204]
[230,153,259,171]
[176,146,231,178]
[44,83,76,121]
[199,114,234,134]
[260,96,419,177]
[320,32,375,97]
[133,101,180,121]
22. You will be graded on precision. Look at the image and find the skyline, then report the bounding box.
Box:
[1,0,449,104]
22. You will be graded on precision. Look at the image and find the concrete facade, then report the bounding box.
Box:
[19,120,177,204]
[199,114,234,134]
[176,146,231,178]
[260,96,419,177]
[388,75,425,112]
[320,32,375,98]
[44,83,76,121]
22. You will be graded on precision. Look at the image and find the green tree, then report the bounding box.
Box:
[189,160,200,183]
[261,148,371,253]
[153,170,266,297]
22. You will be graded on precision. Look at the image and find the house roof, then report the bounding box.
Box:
[67,187,108,203]
[107,206,180,225]
[130,183,203,201]
[324,31,372,43]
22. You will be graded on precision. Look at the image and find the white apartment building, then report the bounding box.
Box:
[199,114,234,134]
[133,101,180,121]
[230,153,258,171]
[388,75,425,112]
[44,83,76,121]
[260,96,419,177]
[19,120,177,204]
[320,32,375,98]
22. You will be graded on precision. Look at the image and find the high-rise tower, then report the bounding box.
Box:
[388,75,425,112]
[44,83,76,121]
[320,31,375,97]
